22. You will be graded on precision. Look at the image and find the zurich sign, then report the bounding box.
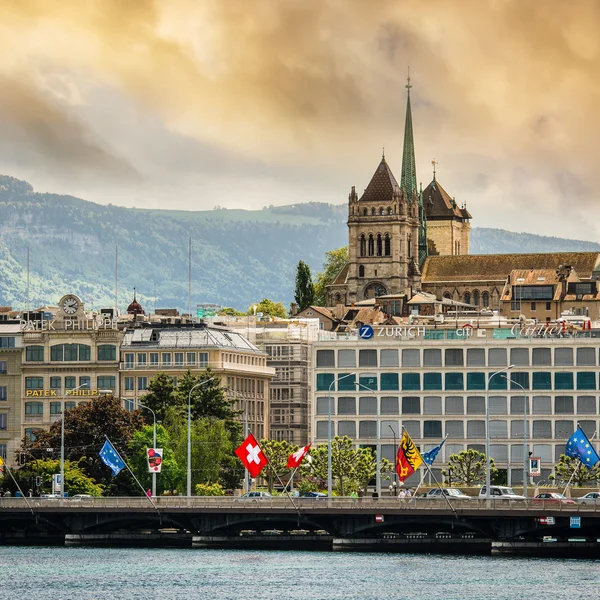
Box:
[359,325,374,339]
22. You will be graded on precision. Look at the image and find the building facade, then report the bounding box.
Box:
[0,323,22,466]
[312,325,600,486]
[120,324,274,440]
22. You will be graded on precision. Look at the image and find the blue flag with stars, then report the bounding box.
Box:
[566,427,600,469]
[422,436,447,466]
[99,439,126,476]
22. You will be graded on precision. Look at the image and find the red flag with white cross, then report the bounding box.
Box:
[235,433,268,478]
[287,444,311,469]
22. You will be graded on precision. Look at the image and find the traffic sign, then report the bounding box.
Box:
[570,516,581,529]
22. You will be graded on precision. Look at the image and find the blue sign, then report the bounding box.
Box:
[359,325,374,339]
[570,516,581,529]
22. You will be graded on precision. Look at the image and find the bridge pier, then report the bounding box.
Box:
[492,539,600,558]
[332,535,491,554]
[65,532,192,547]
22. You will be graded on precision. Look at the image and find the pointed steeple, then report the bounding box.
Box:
[400,72,417,200]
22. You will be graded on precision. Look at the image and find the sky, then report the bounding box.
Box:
[0,0,599,240]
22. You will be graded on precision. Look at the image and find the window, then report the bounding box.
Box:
[0,413,6,430]
[0,443,6,459]
[0,386,6,401]
[50,377,61,390]
[359,349,377,368]
[403,421,420,439]
[199,353,209,367]
[162,353,172,366]
[482,292,490,307]
[359,421,377,438]
[467,396,485,414]
[555,396,574,414]
[424,420,442,438]
[25,401,43,415]
[423,396,442,415]
[358,264,365,278]
[65,402,76,411]
[554,348,573,367]
[379,349,398,368]
[446,421,464,438]
[338,397,356,415]
[174,353,184,366]
[149,353,159,366]
[554,372,574,390]
[138,377,148,391]
[186,352,196,366]
[65,376,76,389]
[489,396,507,415]
[316,421,334,438]
[467,372,485,390]
[466,348,485,367]
[79,376,91,388]
[402,373,420,391]
[51,344,90,361]
[125,377,134,391]
[576,348,596,367]
[532,420,552,438]
[0,337,15,348]
[577,396,596,414]
[357,396,378,416]
[316,397,333,415]
[359,374,377,391]
[423,373,442,390]
[530,302,536,311]
[402,397,420,414]
[488,348,507,366]
[555,420,574,438]
[380,373,399,391]
[402,349,420,367]
[50,402,61,415]
[532,348,551,366]
[445,349,464,366]
[489,373,507,390]
[338,373,356,391]
[338,421,356,437]
[445,396,464,414]
[510,395,528,415]
[467,420,485,437]
[510,372,529,390]
[124,353,134,368]
[338,349,356,368]
[510,348,529,366]
[316,373,334,391]
[25,377,44,390]
[26,345,44,361]
[97,376,116,390]
[381,397,399,415]
[136,353,147,366]
[532,396,551,414]
[577,372,596,390]
[384,234,391,256]
[532,372,551,390]
[0,360,6,374]
[316,350,335,368]
[423,349,442,367]
[445,373,464,391]
[98,345,116,361]
[510,420,528,439]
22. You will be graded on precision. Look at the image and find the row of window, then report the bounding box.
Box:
[25,376,116,390]
[315,371,600,392]
[123,351,209,368]
[124,376,150,392]
[314,419,592,441]
[315,347,600,368]
[315,395,599,416]
[25,401,77,414]
[0,337,16,348]
[25,344,117,362]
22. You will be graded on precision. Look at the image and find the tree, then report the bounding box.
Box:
[247,298,288,319]
[294,260,315,311]
[195,482,225,496]
[128,425,183,495]
[313,246,349,306]
[141,372,176,422]
[258,439,299,493]
[442,449,497,486]
[24,394,145,491]
[551,454,600,487]
[219,307,246,317]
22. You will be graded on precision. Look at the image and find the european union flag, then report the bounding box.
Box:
[422,436,447,466]
[99,439,126,476]
[566,427,600,469]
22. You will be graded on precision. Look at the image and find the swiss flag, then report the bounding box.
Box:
[235,433,268,478]
[287,444,311,469]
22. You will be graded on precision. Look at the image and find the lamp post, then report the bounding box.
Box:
[187,377,215,497]
[137,401,157,498]
[388,424,398,490]
[503,375,528,498]
[60,382,88,497]
[223,386,248,492]
[354,380,381,498]
[327,373,356,499]
[485,366,514,500]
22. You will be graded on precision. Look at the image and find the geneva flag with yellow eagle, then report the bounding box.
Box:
[396,429,423,482]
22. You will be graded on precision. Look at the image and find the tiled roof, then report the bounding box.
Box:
[331,262,350,286]
[297,306,336,320]
[422,252,600,283]
[359,158,402,203]
[423,179,467,220]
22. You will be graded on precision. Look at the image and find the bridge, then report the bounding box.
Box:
[1,497,599,555]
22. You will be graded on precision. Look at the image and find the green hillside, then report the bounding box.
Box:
[0,175,597,312]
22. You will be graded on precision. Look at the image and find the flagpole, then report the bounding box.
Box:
[1,461,34,516]
[260,445,299,513]
[104,436,160,515]
[562,427,597,496]
[422,459,457,518]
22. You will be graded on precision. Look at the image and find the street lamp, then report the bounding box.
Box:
[502,374,529,498]
[354,380,381,498]
[223,385,248,492]
[136,401,157,498]
[388,424,398,490]
[60,382,88,497]
[187,378,215,497]
[485,366,514,500]
[327,373,356,499]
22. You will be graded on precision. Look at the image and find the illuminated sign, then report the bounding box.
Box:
[25,389,102,397]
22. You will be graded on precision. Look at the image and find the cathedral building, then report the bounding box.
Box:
[327,78,469,306]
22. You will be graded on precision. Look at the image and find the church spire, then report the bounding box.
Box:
[400,71,417,200]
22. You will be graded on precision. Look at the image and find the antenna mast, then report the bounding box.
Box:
[115,245,119,314]
[188,237,192,318]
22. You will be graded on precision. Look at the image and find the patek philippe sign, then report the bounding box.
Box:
[20,317,118,332]
[25,389,101,397]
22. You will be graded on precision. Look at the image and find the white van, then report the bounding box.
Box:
[479,485,526,500]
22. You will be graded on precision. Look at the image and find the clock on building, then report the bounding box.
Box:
[60,294,81,315]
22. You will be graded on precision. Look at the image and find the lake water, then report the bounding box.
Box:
[0,547,597,600]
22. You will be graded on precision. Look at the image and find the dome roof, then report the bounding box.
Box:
[127,289,144,315]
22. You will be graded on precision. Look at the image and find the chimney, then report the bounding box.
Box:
[290,302,298,316]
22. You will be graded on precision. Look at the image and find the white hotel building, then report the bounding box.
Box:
[312,325,600,486]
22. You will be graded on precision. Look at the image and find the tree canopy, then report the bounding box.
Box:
[551,454,600,487]
[247,298,288,318]
[442,449,497,486]
[294,260,315,311]
[313,246,349,306]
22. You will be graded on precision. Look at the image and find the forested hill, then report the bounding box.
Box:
[0,175,598,312]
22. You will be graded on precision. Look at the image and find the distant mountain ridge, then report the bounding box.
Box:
[0,175,598,311]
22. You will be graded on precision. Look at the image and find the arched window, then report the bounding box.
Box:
[472,290,480,307]
[336,294,342,303]
[376,234,382,256]
[371,207,376,216]
[98,345,117,361]
[388,207,393,215]
[443,292,452,300]
[407,235,412,258]
[363,208,367,216]
[368,234,374,256]
[359,234,366,257]
[464,292,471,305]
[384,234,391,256]
[359,265,365,278]
[379,207,384,216]
[482,291,490,308]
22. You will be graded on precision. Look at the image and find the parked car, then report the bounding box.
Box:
[238,491,272,499]
[299,491,327,498]
[40,494,62,499]
[70,494,93,501]
[576,492,600,506]
[478,486,526,501]
[426,488,472,500]
[533,492,576,505]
